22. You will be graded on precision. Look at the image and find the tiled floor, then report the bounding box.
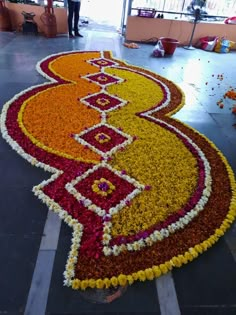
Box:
[0,28,236,315]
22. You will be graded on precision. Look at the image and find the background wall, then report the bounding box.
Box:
[125,16,236,46]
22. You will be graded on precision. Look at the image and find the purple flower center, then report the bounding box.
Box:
[98,182,109,191]
[99,134,106,140]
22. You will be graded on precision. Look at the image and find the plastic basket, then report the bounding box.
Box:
[138,8,156,18]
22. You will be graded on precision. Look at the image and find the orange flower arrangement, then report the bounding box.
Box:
[1,51,235,291]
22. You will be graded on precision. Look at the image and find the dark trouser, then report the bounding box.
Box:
[68,0,81,35]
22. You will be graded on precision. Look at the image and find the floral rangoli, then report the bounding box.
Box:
[1,51,236,290]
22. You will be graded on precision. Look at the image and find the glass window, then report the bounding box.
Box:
[131,0,236,17]
[206,0,236,16]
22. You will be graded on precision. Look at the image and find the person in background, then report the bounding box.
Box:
[187,0,207,16]
[67,0,83,38]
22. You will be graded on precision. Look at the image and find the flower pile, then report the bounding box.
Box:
[217,88,236,113]
[1,51,236,291]
[224,89,236,114]
[224,89,236,101]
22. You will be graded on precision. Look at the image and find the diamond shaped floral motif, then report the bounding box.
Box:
[66,163,144,215]
[73,123,133,157]
[88,58,118,68]
[80,91,127,112]
[83,72,123,87]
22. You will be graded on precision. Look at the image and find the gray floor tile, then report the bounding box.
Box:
[173,238,236,306]
[0,186,47,235]
[0,151,49,188]
[180,307,236,315]
[46,238,161,314]
[211,113,236,146]
[0,235,42,313]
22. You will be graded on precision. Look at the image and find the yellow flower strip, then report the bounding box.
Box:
[104,51,187,118]
[18,83,102,163]
[103,68,198,236]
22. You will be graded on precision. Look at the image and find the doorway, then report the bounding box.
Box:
[80,0,128,31]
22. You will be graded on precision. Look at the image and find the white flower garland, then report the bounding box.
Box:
[82,71,124,88]
[87,56,119,68]
[73,122,134,160]
[80,89,128,113]
[0,50,213,284]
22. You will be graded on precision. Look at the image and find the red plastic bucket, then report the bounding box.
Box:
[159,37,179,55]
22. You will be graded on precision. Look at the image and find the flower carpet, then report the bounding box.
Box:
[1,51,236,291]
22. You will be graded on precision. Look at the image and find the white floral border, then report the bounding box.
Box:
[87,56,119,68]
[0,50,212,285]
[82,71,125,87]
[73,122,134,160]
[80,89,128,113]
[65,161,145,218]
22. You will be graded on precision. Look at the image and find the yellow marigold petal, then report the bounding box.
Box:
[145,268,154,280]
[171,257,181,267]
[72,279,80,290]
[103,278,111,289]
[189,248,198,258]
[81,280,89,290]
[96,279,104,289]
[215,228,224,236]
[132,273,139,281]
[184,252,193,262]
[111,277,118,287]
[164,261,173,271]
[195,244,203,254]
[152,266,162,277]
[159,264,168,274]
[201,241,208,251]
[127,275,134,285]
[137,271,146,282]
[88,279,96,289]
[118,274,127,286]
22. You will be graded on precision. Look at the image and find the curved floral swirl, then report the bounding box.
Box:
[1,51,236,291]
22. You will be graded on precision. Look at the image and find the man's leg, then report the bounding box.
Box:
[74,1,83,37]
[67,0,74,36]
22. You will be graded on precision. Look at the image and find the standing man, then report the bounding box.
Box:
[67,0,83,38]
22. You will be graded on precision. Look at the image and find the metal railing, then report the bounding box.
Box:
[131,7,229,20]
